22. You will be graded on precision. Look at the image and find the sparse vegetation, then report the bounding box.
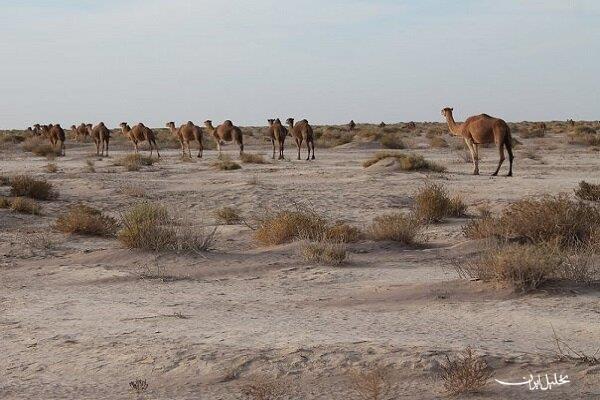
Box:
[114,154,155,171]
[413,183,466,223]
[439,347,492,396]
[120,184,146,198]
[9,197,42,215]
[22,136,59,157]
[212,156,242,171]
[574,181,600,202]
[300,238,347,266]
[348,366,393,400]
[118,202,216,252]
[44,163,58,173]
[55,204,118,237]
[9,175,57,200]
[240,375,288,400]
[362,151,446,172]
[463,195,600,248]
[214,206,242,224]
[367,212,422,245]
[84,159,96,173]
[240,152,268,164]
[254,209,329,246]
[380,133,405,149]
[324,222,362,243]
[429,136,448,148]
[519,128,545,139]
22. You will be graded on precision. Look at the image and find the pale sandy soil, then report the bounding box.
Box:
[1,127,599,399]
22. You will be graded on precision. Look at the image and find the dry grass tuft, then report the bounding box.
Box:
[254,209,328,246]
[84,159,96,173]
[114,154,155,171]
[214,206,242,225]
[300,238,347,266]
[55,204,118,237]
[429,136,448,148]
[240,375,289,400]
[440,347,492,396]
[212,155,242,171]
[455,244,563,292]
[367,212,422,245]
[119,184,146,198]
[574,181,600,202]
[118,202,216,252]
[519,128,545,139]
[22,136,59,157]
[462,195,600,248]
[44,163,58,173]
[129,378,148,395]
[362,151,446,172]
[348,366,393,400]
[324,222,362,243]
[0,196,10,208]
[380,133,405,149]
[413,183,466,223]
[9,175,57,200]
[9,197,42,215]
[240,152,268,164]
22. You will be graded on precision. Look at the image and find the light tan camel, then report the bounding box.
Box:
[286,118,315,160]
[119,122,160,158]
[166,121,203,158]
[203,120,244,157]
[41,124,66,156]
[442,107,513,176]
[270,118,288,160]
[348,120,356,131]
[91,122,110,157]
[70,123,89,141]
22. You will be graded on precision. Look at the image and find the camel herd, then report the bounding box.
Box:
[23,108,522,176]
[24,118,316,161]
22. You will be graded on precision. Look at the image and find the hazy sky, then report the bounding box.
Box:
[0,0,599,128]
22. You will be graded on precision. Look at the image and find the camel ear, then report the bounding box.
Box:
[450,108,453,111]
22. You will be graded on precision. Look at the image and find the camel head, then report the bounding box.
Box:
[98,122,105,127]
[70,125,77,130]
[267,119,274,126]
[204,120,214,129]
[166,121,175,129]
[33,124,40,129]
[119,122,128,128]
[274,118,282,125]
[186,121,194,126]
[286,118,295,127]
[441,107,454,118]
[86,124,92,128]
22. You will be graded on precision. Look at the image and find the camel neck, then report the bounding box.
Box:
[445,114,461,135]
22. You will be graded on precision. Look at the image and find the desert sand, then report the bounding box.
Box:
[1,123,599,399]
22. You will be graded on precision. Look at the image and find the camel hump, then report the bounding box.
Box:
[479,113,493,119]
[223,120,233,126]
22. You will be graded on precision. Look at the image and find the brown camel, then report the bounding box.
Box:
[379,122,386,128]
[91,122,110,157]
[41,124,66,156]
[442,107,513,176]
[166,121,203,158]
[348,120,356,131]
[71,123,90,141]
[286,118,315,160]
[538,122,547,133]
[567,119,575,127]
[119,122,160,158]
[32,124,43,136]
[405,121,417,130]
[270,118,288,160]
[203,120,244,157]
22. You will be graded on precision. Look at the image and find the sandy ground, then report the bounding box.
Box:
[1,128,599,399]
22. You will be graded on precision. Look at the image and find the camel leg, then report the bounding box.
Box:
[187,141,192,159]
[180,141,186,157]
[238,139,244,156]
[154,141,160,158]
[272,139,276,159]
[279,140,285,160]
[492,142,505,176]
[134,141,139,154]
[105,138,110,157]
[465,139,479,175]
[197,140,203,158]
[310,140,315,160]
[506,139,514,177]
[306,140,311,161]
[96,140,100,156]
[296,139,302,160]
[217,141,222,159]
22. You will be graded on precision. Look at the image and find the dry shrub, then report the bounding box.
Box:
[463,195,600,248]
[129,379,148,395]
[425,127,445,138]
[348,366,393,400]
[254,209,328,246]
[212,156,241,171]
[317,129,354,147]
[9,175,57,200]
[120,184,146,198]
[10,197,42,215]
[55,204,118,237]
[45,163,58,173]
[0,132,26,144]
[324,222,362,243]
[455,244,563,292]
[84,159,95,173]
[574,181,600,202]
[0,196,10,208]
[240,375,288,400]
[300,238,347,266]
[519,129,545,139]
[362,151,446,172]
[367,212,422,245]
[380,133,405,149]
[22,136,59,157]
[118,202,216,252]
[568,131,600,146]
[240,152,268,164]
[574,125,597,135]
[429,136,448,148]
[114,154,155,171]
[440,347,492,396]
[214,206,242,224]
[413,183,466,223]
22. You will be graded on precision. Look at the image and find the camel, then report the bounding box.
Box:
[405,121,417,130]
[348,120,356,131]
[286,118,315,160]
[91,122,110,157]
[40,124,65,156]
[203,120,244,157]
[119,122,160,158]
[32,124,43,136]
[538,122,547,133]
[379,122,386,128]
[166,121,203,158]
[442,107,513,176]
[567,119,575,127]
[71,123,89,141]
[269,118,288,160]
